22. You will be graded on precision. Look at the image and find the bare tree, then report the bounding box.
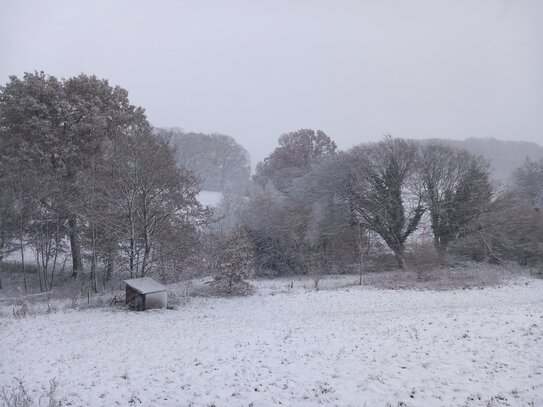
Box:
[324,136,424,269]
[102,126,211,278]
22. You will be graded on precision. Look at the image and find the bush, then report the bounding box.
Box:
[0,378,60,407]
[405,241,441,281]
[12,299,29,319]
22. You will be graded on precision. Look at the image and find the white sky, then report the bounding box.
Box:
[1,0,542,166]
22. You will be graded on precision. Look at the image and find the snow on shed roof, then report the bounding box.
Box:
[124,277,166,294]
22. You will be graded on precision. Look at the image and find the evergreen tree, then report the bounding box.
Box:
[211,226,254,293]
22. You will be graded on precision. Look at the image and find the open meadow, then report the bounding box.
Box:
[1,273,542,406]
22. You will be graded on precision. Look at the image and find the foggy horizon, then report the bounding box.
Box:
[1,0,542,165]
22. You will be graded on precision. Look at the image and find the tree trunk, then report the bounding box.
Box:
[48,218,61,291]
[395,253,405,269]
[141,223,151,277]
[393,246,405,269]
[434,238,448,265]
[357,240,364,285]
[68,216,83,277]
[19,235,27,294]
[105,254,114,282]
[49,256,57,291]
[91,227,98,293]
[36,250,44,292]
[128,208,136,276]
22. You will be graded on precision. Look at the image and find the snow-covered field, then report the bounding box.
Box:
[197,190,223,207]
[1,278,542,406]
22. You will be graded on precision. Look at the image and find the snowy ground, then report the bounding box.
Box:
[197,190,223,208]
[1,277,542,406]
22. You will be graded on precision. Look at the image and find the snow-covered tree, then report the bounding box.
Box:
[462,158,543,265]
[99,126,212,279]
[254,129,336,191]
[0,72,212,287]
[323,136,424,269]
[0,72,147,277]
[419,142,492,263]
[211,226,254,293]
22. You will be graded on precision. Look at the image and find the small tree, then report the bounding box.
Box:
[211,226,254,293]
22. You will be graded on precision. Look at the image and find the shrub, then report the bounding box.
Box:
[405,241,441,281]
[0,378,60,407]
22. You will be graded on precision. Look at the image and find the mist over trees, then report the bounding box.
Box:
[1,72,541,296]
[254,129,337,191]
[464,158,543,265]
[245,129,341,275]
[155,128,251,195]
[428,138,543,183]
[244,132,541,277]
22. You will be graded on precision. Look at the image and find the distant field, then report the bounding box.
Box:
[197,190,223,207]
[1,276,542,406]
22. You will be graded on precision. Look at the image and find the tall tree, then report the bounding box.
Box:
[255,129,337,191]
[100,126,212,278]
[325,136,424,268]
[0,72,148,276]
[419,142,492,263]
[245,129,338,275]
[512,158,543,207]
[476,159,543,265]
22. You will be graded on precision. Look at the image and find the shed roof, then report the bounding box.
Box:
[124,277,166,294]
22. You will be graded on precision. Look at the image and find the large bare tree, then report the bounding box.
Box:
[324,136,424,269]
[100,126,212,278]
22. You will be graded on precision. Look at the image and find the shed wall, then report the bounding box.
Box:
[126,286,145,310]
[144,291,167,309]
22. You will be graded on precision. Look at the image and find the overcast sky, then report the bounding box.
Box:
[1,0,542,166]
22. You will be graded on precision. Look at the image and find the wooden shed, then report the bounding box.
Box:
[124,277,167,310]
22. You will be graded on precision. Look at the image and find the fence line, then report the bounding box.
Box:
[0,291,53,302]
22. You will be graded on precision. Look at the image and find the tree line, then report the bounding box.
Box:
[243,130,542,279]
[1,72,541,293]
